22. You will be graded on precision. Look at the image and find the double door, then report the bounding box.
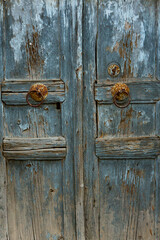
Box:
[0,0,160,239]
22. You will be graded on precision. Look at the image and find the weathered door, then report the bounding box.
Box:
[83,0,160,240]
[0,0,84,239]
[1,0,160,240]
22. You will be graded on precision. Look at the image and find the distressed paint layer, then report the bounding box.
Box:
[98,0,156,79]
[5,0,60,79]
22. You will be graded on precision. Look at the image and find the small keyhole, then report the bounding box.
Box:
[56,102,61,110]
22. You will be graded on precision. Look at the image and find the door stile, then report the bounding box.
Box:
[60,0,85,239]
[83,1,99,240]
[0,2,8,239]
[73,0,85,239]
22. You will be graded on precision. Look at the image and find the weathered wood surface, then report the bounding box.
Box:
[99,159,156,240]
[3,137,66,160]
[95,81,160,103]
[60,0,79,239]
[96,137,160,159]
[2,80,64,92]
[98,104,156,137]
[7,160,64,239]
[4,0,60,80]
[0,2,8,239]
[83,1,99,240]
[3,137,66,151]
[97,0,156,81]
[4,105,62,138]
[156,101,160,136]
[2,92,65,105]
[2,0,77,239]
[2,79,65,105]
[4,149,66,160]
[157,1,160,80]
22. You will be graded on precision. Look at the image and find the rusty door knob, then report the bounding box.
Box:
[26,83,48,107]
[111,83,131,108]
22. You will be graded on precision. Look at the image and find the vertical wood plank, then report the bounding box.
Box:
[60,0,84,239]
[156,0,160,80]
[0,2,8,239]
[156,101,160,136]
[83,1,99,239]
[73,1,85,239]
[155,156,160,240]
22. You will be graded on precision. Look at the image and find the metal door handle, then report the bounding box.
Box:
[26,83,48,107]
[111,83,131,108]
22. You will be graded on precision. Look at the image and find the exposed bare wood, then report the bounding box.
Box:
[3,137,66,151]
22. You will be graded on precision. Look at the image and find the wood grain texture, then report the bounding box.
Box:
[7,160,64,240]
[3,137,66,151]
[3,137,66,160]
[60,1,78,239]
[95,81,160,103]
[4,0,60,80]
[98,104,156,137]
[96,137,160,159]
[156,101,160,136]
[157,1,160,80]
[0,2,8,239]
[73,0,85,238]
[4,105,62,138]
[2,80,64,92]
[97,0,156,80]
[155,156,160,239]
[83,1,99,239]
[99,159,156,240]
[2,92,65,105]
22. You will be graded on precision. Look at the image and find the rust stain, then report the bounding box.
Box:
[125,21,131,30]
[105,176,110,183]
[25,26,44,78]
[26,163,32,168]
[149,229,152,236]
[118,107,133,135]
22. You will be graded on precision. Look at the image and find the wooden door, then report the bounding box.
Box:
[83,0,160,239]
[0,0,84,239]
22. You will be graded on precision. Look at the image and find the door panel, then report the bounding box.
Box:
[0,0,80,239]
[84,0,160,239]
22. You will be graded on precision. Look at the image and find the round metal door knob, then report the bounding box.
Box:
[26,83,48,107]
[111,83,131,108]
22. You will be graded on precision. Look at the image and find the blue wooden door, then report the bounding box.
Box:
[0,0,84,239]
[0,0,160,240]
[83,0,160,240]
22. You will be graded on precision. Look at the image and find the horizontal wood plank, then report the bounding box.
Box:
[3,137,66,160]
[2,92,65,105]
[96,136,160,159]
[95,81,160,103]
[2,80,65,105]
[2,80,64,92]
